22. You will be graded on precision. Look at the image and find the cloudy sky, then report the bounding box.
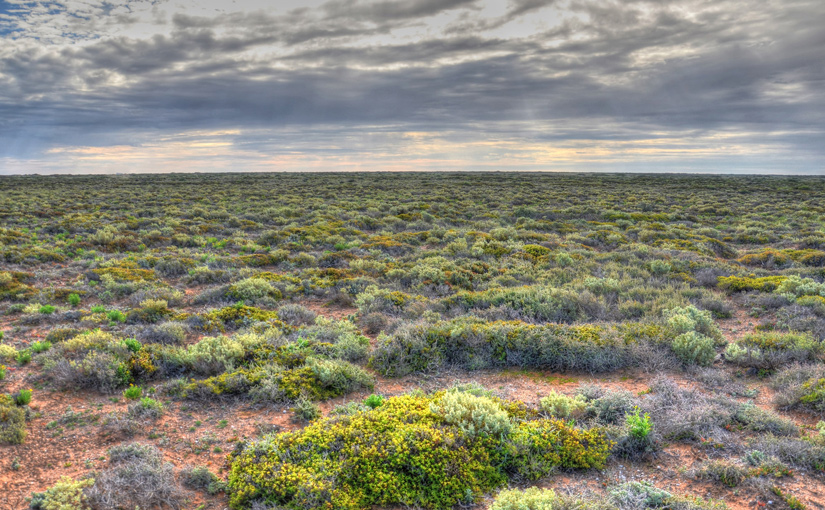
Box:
[0,0,823,174]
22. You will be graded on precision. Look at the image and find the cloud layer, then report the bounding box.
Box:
[0,0,823,174]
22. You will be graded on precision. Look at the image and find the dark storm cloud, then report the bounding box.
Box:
[0,0,823,172]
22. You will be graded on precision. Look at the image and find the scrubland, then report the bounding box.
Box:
[1,172,825,509]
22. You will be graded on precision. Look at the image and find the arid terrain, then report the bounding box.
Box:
[1,173,824,510]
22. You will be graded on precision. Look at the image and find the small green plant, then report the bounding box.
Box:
[122,338,141,353]
[123,385,143,400]
[30,341,51,354]
[67,293,81,307]
[0,365,6,381]
[16,349,31,365]
[364,394,385,409]
[107,309,126,323]
[14,388,33,406]
[625,407,652,440]
[91,305,106,313]
[39,304,56,314]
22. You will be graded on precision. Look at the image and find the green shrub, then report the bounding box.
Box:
[626,407,653,440]
[107,309,126,323]
[31,341,51,354]
[123,385,143,400]
[91,305,106,313]
[230,278,281,302]
[17,349,31,365]
[672,331,716,366]
[0,364,5,381]
[67,293,81,307]
[717,275,786,293]
[29,476,94,510]
[14,388,32,405]
[227,393,611,510]
[364,394,385,409]
[39,304,56,314]
[725,332,819,370]
[491,487,557,510]
[664,305,722,341]
[0,344,16,361]
[0,394,26,444]
[430,389,512,438]
[181,465,226,495]
[292,395,321,422]
[539,390,587,419]
[694,460,748,487]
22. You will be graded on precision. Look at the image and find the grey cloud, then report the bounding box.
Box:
[0,0,823,172]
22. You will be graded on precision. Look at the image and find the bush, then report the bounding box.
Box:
[733,403,798,436]
[292,396,321,422]
[725,331,819,370]
[138,321,186,344]
[693,460,748,487]
[539,390,587,419]
[664,305,722,341]
[0,344,17,361]
[491,487,557,510]
[672,331,716,366]
[228,393,611,510]
[626,407,652,440]
[181,465,226,495]
[430,389,513,438]
[370,318,642,377]
[86,443,184,510]
[39,304,56,314]
[14,388,32,405]
[29,476,94,510]
[31,341,51,354]
[0,394,26,444]
[107,309,126,323]
[231,278,280,303]
[276,303,317,326]
[127,397,164,420]
[364,394,384,409]
[67,293,81,307]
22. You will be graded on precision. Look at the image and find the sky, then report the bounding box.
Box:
[0,0,823,174]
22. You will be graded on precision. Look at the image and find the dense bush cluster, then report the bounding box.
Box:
[227,390,611,510]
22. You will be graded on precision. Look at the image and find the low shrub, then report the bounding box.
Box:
[291,396,321,422]
[227,393,611,510]
[734,403,798,436]
[370,318,645,377]
[181,465,226,495]
[138,321,186,345]
[717,276,786,293]
[693,460,749,487]
[276,303,317,326]
[14,388,32,405]
[539,390,587,419]
[724,332,820,370]
[664,305,722,342]
[127,397,164,421]
[29,476,94,510]
[85,443,184,510]
[0,394,26,444]
[672,331,716,366]
[491,487,557,510]
[430,389,512,438]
